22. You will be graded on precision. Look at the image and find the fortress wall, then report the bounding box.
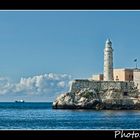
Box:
[133,70,140,92]
[70,79,135,93]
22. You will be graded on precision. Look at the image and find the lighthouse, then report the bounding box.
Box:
[104,39,113,81]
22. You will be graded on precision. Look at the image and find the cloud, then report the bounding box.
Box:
[0,77,14,95]
[0,73,73,99]
[57,81,65,88]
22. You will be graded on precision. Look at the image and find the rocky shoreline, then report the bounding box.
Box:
[53,86,140,110]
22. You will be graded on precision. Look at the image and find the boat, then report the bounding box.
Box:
[15,100,25,103]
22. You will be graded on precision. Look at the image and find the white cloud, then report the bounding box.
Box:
[57,81,65,88]
[0,77,14,95]
[0,73,73,98]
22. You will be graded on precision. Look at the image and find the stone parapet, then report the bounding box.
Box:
[70,80,135,93]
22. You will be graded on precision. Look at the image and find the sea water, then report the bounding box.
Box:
[0,102,139,130]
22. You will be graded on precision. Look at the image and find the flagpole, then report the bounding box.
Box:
[134,59,138,69]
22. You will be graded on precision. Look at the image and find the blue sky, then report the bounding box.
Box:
[0,11,140,101]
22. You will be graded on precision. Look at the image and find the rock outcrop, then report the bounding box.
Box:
[53,88,103,109]
[53,80,140,110]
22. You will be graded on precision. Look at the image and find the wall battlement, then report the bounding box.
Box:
[70,79,136,93]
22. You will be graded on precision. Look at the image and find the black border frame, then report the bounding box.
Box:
[0,0,140,139]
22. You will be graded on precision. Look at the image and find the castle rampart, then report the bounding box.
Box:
[70,79,135,93]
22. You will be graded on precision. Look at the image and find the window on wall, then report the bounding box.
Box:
[123,92,128,96]
[116,76,119,81]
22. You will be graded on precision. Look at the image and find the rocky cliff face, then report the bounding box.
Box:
[53,80,140,110]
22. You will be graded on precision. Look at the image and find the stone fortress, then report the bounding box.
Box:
[90,39,140,91]
[53,39,140,110]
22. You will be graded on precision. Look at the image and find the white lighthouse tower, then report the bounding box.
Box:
[104,39,113,81]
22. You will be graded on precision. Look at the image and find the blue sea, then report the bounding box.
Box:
[0,102,140,130]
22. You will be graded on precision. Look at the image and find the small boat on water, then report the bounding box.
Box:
[15,100,25,103]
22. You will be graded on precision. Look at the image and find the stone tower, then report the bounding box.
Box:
[104,39,113,81]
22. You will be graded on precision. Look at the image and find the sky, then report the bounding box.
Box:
[0,10,140,101]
